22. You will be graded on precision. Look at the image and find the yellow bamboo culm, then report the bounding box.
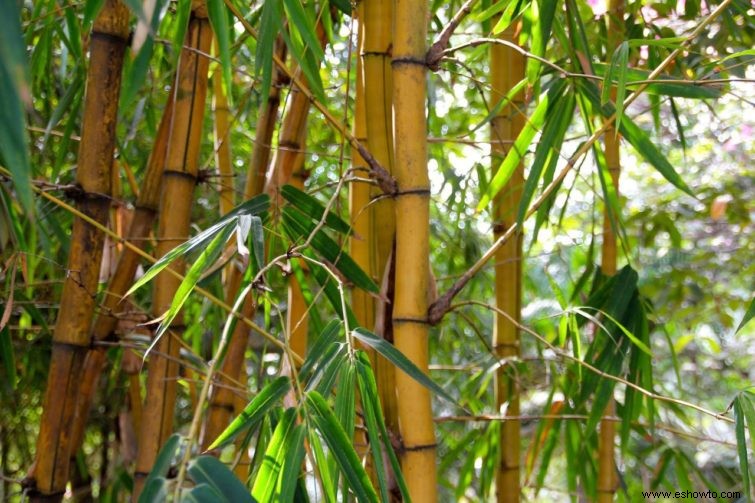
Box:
[350,3,373,463]
[28,1,130,500]
[69,94,174,464]
[490,25,525,503]
[598,0,624,500]
[133,5,213,498]
[362,0,400,435]
[350,3,374,335]
[392,0,437,499]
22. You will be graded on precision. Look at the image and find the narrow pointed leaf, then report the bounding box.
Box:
[188,456,255,503]
[352,328,458,407]
[0,0,33,216]
[207,0,234,106]
[734,397,752,502]
[153,224,236,341]
[252,407,298,502]
[306,391,379,503]
[735,297,755,334]
[281,184,351,234]
[208,376,291,450]
[139,434,181,503]
[276,424,306,502]
[478,82,565,211]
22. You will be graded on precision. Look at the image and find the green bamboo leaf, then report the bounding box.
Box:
[250,215,265,273]
[139,477,168,503]
[252,407,298,502]
[83,0,107,27]
[281,184,351,234]
[626,36,686,48]
[717,48,755,63]
[183,483,226,503]
[739,391,755,454]
[351,328,459,407]
[187,456,255,503]
[208,376,291,450]
[330,0,351,14]
[122,0,149,25]
[592,62,722,99]
[735,297,755,334]
[282,0,324,63]
[735,396,753,503]
[492,0,530,34]
[282,207,378,293]
[526,0,557,83]
[478,82,565,211]
[257,0,283,106]
[127,195,269,296]
[63,7,83,59]
[207,0,234,106]
[276,424,306,502]
[121,0,168,108]
[334,362,356,439]
[0,0,33,217]
[583,81,694,196]
[280,21,325,103]
[138,434,181,503]
[355,353,410,502]
[602,42,629,129]
[306,391,379,503]
[299,319,342,380]
[734,394,753,501]
[307,423,337,501]
[0,326,16,392]
[516,90,575,225]
[470,79,527,135]
[153,224,236,342]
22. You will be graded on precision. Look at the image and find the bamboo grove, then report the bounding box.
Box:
[1,0,754,501]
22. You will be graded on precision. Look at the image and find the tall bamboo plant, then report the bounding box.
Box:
[490,25,526,503]
[598,0,625,499]
[28,1,130,499]
[133,6,213,497]
[392,0,437,498]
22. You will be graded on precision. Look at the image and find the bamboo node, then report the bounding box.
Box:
[402,442,437,452]
[395,188,431,197]
[391,56,428,68]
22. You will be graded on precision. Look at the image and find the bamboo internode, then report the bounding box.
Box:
[490,25,526,503]
[392,0,438,499]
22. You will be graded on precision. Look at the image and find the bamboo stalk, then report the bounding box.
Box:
[362,0,400,436]
[213,57,235,218]
[28,1,130,499]
[350,3,373,464]
[350,3,374,334]
[597,0,624,499]
[391,0,437,499]
[133,6,213,498]
[200,39,288,453]
[490,25,525,503]
[68,94,174,464]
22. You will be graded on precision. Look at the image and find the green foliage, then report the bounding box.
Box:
[1,0,752,501]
